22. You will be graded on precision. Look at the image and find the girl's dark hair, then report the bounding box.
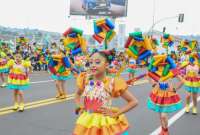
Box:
[13,52,22,58]
[90,49,116,64]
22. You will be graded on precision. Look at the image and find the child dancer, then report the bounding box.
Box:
[127,58,137,86]
[0,43,9,87]
[73,50,138,135]
[107,60,118,77]
[0,51,8,87]
[183,56,200,114]
[7,53,32,112]
[49,49,73,99]
[147,78,183,135]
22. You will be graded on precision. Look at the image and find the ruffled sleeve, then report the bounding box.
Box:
[0,51,6,58]
[76,72,86,91]
[111,77,128,98]
[7,59,14,68]
[23,60,31,68]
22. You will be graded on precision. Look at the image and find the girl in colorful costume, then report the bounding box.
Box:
[48,49,73,99]
[147,55,183,135]
[181,56,200,114]
[127,58,137,85]
[7,53,32,112]
[73,50,138,135]
[147,79,182,135]
[0,42,9,87]
[107,60,118,77]
[73,56,85,75]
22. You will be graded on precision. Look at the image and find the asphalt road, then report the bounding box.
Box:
[0,71,199,135]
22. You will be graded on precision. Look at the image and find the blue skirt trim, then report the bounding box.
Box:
[122,130,129,135]
[7,84,29,90]
[184,85,200,93]
[126,68,135,74]
[147,98,182,113]
[51,74,72,81]
[0,68,9,73]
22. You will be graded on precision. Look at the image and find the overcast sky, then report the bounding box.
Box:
[0,0,199,35]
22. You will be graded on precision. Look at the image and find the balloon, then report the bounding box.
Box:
[161,34,174,49]
[63,57,71,68]
[105,18,115,29]
[58,66,65,73]
[72,28,83,36]
[68,33,77,38]
[93,18,116,45]
[62,27,86,55]
[96,19,106,26]
[48,66,56,74]
[93,34,104,44]
[63,28,73,37]
[162,64,170,76]
[129,46,139,56]
[126,49,138,59]
[151,66,158,72]
[144,37,153,50]
[67,43,76,50]
[166,56,176,69]
[125,31,154,66]
[148,72,160,82]
[124,37,133,48]
[160,71,173,81]
[138,50,151,60]
[94,22,102,34]
[101,24,110,32]
[148,54,177,82]
[72,48,82,55]
[148,58,155,70]
[153,58,164,66]
[139,47,146,55]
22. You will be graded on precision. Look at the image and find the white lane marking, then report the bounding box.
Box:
[30,80,54,84]
[150,96,200,135]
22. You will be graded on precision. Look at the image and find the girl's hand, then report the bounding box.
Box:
[75,107,84,115]
[176,75,186,83]
[169,88,176,93]
[99,107,119,118]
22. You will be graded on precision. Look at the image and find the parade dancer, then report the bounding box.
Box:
[147,54,183,135]
[147,78,183,135]
[0,51,8,87]
[49,49,73,99]
[127,58,137,86]
[7,53,32,112]
[0,42,9,87]
[73,50,138,135]
[180,56,200,114]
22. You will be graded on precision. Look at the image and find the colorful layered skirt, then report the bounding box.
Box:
[0,59,8,73]
[107,68,118,78]
[184,76,200,93]
[147,88,182,113]
[126,68,135,74]
[7,73,29,90]
[73,109,129,135]
[51,71,72,81]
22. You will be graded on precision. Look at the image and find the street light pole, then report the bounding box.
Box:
[152,0,156,35]
[148,15,179,35]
